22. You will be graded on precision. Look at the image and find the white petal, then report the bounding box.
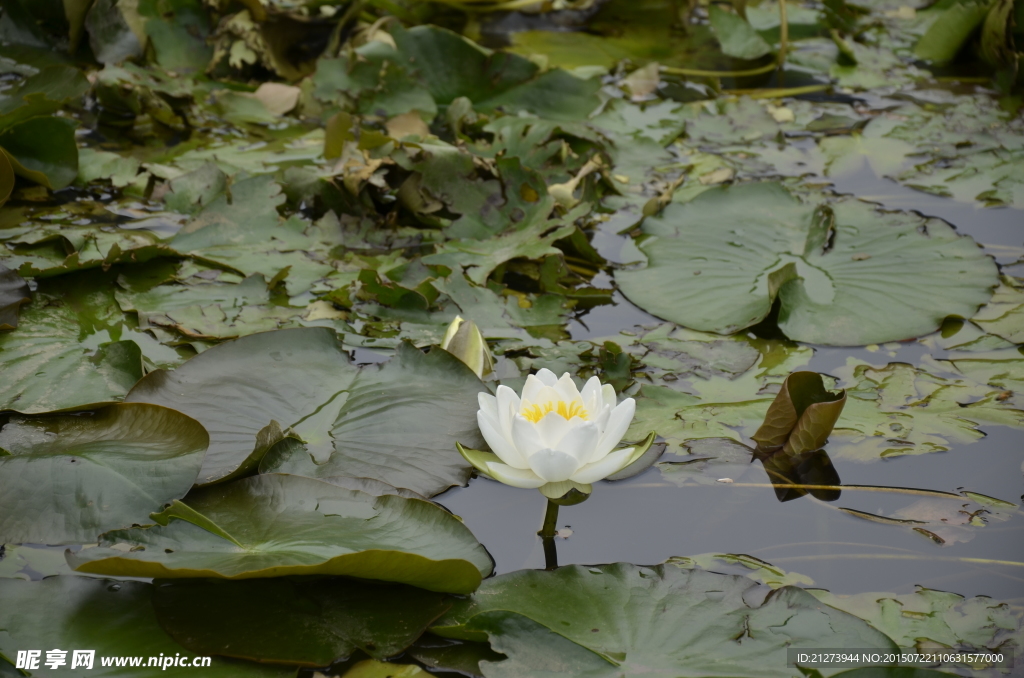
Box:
[534,411,571,448]
[554,372,582,403]
[556,421,600,464]
[495,385,520,437]
[601,384,616,408]
[486,462,547,488]
[521,374,547,403]
[478,411,529,469]
[570,446,635,484]
[511,415,547,458]
[527,448,582,482]
[581,376,602,413]
[595,398,636,457]
[477,392,498,420]
[535,368,559,386]
[592,403,611,434]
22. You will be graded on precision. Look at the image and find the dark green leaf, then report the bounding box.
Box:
[0,116,78,189]
[708,5,773,60]
[0,264,30,331]
[0,577,296,677]
[153,578,451,666]
[68,473,494,593]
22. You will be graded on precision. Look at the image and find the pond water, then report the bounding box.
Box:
[441,160,1024,605]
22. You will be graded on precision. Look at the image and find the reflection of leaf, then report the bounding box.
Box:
[433,564,895,677]
[840,492,1017,545]
[0,403,208,544]
[658,437,756,486]
[126,328,486,492]
[69,473,493,593]
[0,578,296,677]
[752,371,846,456]
[759,448,842,502]
[617,182,998,345]
[0,264,30,331]
[153,578,451,666]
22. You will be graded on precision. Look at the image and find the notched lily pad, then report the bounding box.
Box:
[0,403,208,545]
[125,327,486,493]
[616,182,999,346]
[752,371,847,456]
[67,473,494,593]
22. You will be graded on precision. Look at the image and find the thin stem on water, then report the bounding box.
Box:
[538,499,560,571]
[538,499,559,539]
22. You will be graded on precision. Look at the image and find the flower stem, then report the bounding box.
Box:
[538,499,559,539]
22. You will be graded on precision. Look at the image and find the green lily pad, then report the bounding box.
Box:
[125,327,486,492]
[0,116,78,190]
[0,272,145,413]
[752,371,847,456]
[152,578,451,666]
[0,403,208,545]
[433,563,896,676]
[0,577,296,677]
[709,5,773,60]
[616,182,998,345]
[67,473,494,593]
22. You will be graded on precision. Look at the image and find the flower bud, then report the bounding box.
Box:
[441,316,493,378]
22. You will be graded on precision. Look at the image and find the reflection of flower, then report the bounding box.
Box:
[466,369,638,495]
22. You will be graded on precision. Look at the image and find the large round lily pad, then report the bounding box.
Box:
[125,327,486,493]
[0,577,295,678]
[67,473,494,593]
[616,182,998,346]
[152,578,451,666]
[433,563,895,677]
[0,403,208,545]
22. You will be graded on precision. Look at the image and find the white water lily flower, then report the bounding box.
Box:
[467,369,642,496]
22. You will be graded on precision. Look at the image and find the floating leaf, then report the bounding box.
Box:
[0,577,296,677]
[433,564,895,676]
[0,273,146,413]
[0,116,78,190]
[752,371,847,456]
[152,578,451,666]
[68,473,493,593]
[708,5,773,60]
[0,403,208,545]
[126,327,486,492]
[616,182,998,345]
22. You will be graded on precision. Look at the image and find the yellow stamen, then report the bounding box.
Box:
[521,400,589,423]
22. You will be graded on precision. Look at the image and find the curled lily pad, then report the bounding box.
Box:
[126,327,486,492]
[67,473,494,593]
[0,577,295,678]
[616,182,999,345]
[152,578,451,666]
[0,403,208,545]
[752,371,847,456]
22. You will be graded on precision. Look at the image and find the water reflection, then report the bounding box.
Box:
[756,447,842,503]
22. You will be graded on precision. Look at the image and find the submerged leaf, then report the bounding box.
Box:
[68,473,494,593]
